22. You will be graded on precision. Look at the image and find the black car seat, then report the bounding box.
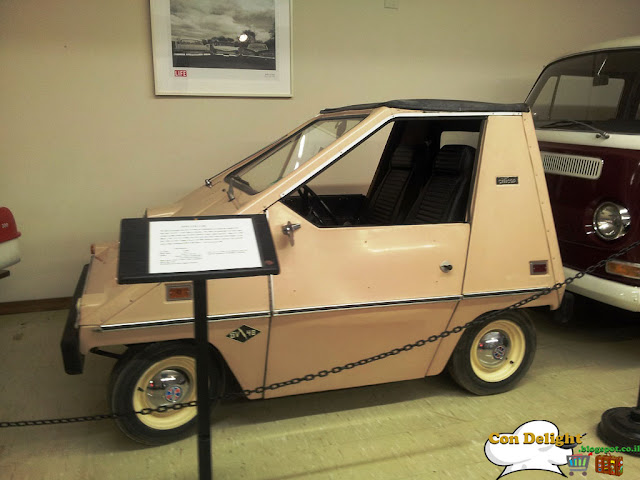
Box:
[404,145,475,224]
[359,145,425,225]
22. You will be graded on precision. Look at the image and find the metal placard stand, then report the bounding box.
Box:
[117,214,279,480]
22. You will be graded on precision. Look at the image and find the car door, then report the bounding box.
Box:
[263,201,470,398]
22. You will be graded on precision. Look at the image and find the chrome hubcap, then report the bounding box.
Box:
[476,330,511,369]
[145,368,192,408]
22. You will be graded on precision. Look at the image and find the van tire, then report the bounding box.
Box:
[447,310,536,395]
[109,341,223,445]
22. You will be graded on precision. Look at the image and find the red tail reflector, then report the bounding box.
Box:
[530,260,548,275]
[166,284,193,301]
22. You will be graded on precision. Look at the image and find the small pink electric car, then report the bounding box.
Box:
[62,100,564,444]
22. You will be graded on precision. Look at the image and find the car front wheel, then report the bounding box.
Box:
[109,341,223,445]
[447,310,536,395]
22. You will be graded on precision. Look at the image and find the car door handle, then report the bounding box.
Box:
[282,221,301,246]
[440,261,453,273]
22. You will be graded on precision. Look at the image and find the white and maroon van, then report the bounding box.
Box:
[526,37,640,314]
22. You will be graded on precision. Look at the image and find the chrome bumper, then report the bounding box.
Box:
[564,267,640,313]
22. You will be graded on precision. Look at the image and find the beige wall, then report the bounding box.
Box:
[2,0,640,302]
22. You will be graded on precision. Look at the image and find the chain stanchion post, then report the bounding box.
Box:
[193,278,213,480]
[597,380,640,457]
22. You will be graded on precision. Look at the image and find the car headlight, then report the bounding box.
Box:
[593,202,631,240]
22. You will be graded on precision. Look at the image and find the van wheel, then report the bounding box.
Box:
[447,310,536,395]
[109,341,223,445]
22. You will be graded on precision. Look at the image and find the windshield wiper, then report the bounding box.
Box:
[225,175,252,201]
[538,119,610,139]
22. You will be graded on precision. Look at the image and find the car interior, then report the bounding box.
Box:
[281,117,483,227]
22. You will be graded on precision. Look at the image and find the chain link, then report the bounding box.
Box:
[2,239,638,428]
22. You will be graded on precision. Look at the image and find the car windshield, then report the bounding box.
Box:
[526,49,640,134]
[226,117,364,194]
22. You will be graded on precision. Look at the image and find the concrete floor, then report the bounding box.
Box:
[1,303,639,480]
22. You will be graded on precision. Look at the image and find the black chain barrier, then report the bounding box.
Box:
[2,239,639,429]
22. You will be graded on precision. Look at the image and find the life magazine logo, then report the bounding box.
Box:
[484,420,583,477]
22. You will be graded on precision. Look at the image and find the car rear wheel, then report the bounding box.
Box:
[110,341,223,445]
[447,310,536,395]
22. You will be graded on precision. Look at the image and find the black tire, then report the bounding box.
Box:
[447,310,536,395]
[110,341,223,445]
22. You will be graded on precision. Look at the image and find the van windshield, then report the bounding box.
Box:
[526,49,640,134]
[226,117,364,194]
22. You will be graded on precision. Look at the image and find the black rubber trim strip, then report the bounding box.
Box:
[462,287,548,299]
[274,295,462,316]
[320,99,529,114]
[96,288,549,331]
[99,311,270,331]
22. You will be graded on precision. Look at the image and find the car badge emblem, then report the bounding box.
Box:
[227,325,261,343]
[493,345,506,360]
[496,176,518,185]
[164,385,182,403]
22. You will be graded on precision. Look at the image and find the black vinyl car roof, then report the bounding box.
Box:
[320,99,529,114]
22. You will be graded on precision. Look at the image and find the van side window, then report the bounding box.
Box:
[281,118,483,227]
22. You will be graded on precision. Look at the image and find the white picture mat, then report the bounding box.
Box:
[149,218,262,274]
[150,0,292,97]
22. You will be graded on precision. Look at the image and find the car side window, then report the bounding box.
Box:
[281,118,482,227]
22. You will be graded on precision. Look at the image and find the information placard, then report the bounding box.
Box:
[149,218,262,274]
[118,215,279,284]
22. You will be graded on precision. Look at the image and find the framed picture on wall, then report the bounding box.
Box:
[150,0,291,97]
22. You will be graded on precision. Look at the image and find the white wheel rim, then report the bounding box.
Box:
[132,356,197,430]
[469,319,526,383]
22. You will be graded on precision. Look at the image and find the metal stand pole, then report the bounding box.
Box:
[193,279,213,480]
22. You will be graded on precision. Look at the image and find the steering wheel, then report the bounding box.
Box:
[297,185,339,226]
